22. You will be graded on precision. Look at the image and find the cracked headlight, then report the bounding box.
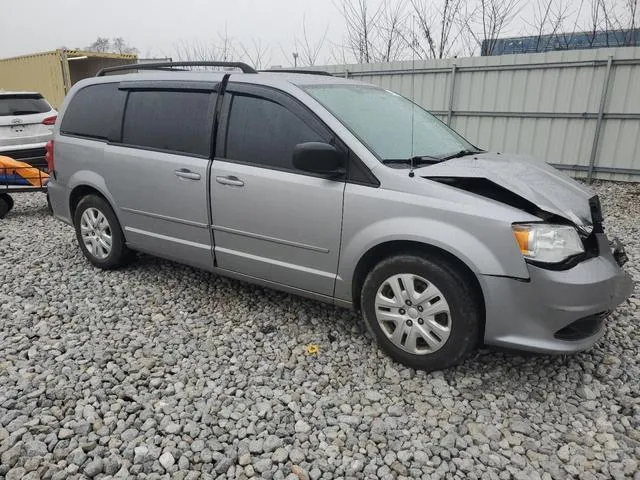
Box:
[512,224,584,264]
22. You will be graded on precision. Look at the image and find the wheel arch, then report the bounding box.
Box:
[351,240,486,337]
[69,185,105,220]
[67,172,118,226]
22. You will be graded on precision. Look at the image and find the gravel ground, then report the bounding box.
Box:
[0,181,639,480]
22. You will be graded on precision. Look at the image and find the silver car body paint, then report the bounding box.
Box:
[417,152,594,228]
[48,70,634,355]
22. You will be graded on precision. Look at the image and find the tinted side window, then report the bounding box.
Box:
[60,83,124,140]
[122,90,214,157]
[224,94,324,171]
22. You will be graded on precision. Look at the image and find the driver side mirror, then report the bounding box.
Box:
[292,142,346,178]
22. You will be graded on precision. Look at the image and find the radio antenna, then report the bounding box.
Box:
[409,14,416,178]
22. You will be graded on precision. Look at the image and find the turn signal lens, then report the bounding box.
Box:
[512,224,584,263]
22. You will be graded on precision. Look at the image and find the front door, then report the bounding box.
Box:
[210,84,345,296]
[104,87,217,270]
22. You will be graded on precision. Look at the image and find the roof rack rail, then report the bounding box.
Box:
[96,61,257,77]
[262,69,333,76]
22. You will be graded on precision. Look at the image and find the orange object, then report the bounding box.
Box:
[0,155,49,187]
[512,228,531,255]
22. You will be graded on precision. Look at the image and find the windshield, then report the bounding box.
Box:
[303,84,476,162]
[0,95,50,116]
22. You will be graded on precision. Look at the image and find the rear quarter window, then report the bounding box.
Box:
[121,90,215,157]
[0,94,51,116]
[60,83,125,140]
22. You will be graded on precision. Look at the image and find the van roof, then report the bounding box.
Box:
[87,70,365,89]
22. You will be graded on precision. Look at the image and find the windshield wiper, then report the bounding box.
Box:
[382,155,442,167]
[441,149,483,160]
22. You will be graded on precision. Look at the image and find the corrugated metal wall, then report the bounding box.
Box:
[314,46,640,181]
[0,51,66,108]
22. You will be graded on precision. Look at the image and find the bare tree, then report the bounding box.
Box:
[112,37,139,55]
[295,15,329,66]
[584,0,603,45]
[173,30,239,68]
[527,0,572,51]
[239,39,271,70]
[173,39,220,62]
[406,0,471,59]
[335,0,411,63]
[374,0,409,61]
[597,0,640,45]
[623,0,639,44]
[85,37,138,54]
[468,0,523,55]
[328,41,353,65]
[217,27,236,62]
[85,37,112,53]
[336,0,384,63]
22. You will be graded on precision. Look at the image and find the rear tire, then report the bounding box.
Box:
[361,253,481,371]
[0,193,13,219]
[74,194,133,269]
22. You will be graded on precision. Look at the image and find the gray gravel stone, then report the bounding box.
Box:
[6,467,26,480]
[238,452,251,466]
[103,456,121,475]
[253,458,272,473]
[84,458,103,477]
[68,447,87,466]
[295,420,311,433]
[272,447,289,463]
[289,448,305,464]
[159,451,175,470]
[0,181,638,479]
[264,434,283,453]
[58,428,74,440]
[191,439,205,452]
[24,440,47,457]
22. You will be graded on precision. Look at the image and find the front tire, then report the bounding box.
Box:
[361,253,481,371]
[74,194,132,269]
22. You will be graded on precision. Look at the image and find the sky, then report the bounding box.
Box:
[0,0,346,67]
[0,0,618,66]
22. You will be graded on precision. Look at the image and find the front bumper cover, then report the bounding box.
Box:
[480,233,634,354]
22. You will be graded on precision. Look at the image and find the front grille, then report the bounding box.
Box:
[554,312,608,341]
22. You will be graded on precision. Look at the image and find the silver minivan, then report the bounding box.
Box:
[47,62,633,371]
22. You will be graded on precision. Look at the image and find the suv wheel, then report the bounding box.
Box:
[74,194,132,269]
[0,193,14,219]
[361,253,481,371]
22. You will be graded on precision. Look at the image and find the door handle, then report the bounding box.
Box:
[174,169,201,180]
[216,175,244,187]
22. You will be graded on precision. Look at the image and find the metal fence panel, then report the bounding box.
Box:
[314,46,640,181]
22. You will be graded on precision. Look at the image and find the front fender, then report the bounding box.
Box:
[335,216,529,303]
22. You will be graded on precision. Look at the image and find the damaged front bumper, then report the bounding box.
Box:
[480,234,634,354]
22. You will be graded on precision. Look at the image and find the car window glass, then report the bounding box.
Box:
[304,85,475,161]
[60,83,124,140]
[0,95,50,116]
[224,94,323,171]
[122,90,214,157]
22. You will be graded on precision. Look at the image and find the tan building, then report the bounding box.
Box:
[0,50,137,108]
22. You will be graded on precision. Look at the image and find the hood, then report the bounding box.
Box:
[420,153,594,228]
